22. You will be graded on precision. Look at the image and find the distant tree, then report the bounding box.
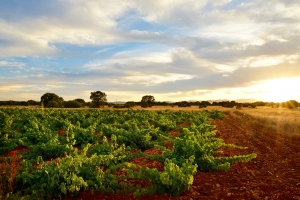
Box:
[286,100,298,109]
[141,95,155,107]
[90,91,107,108]
[124,101,135,108]
[74,98,86,107]
[222,101,235,108]
[41,93,64,108]
[177,101,191,107]
[254,101,266,106]
[64,100,82,108]
[199,101,210,108]
[27,100,39,106]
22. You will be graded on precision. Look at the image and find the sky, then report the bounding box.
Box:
[1,0,300,103]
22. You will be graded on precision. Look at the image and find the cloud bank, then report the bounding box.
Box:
[0,0,300,102]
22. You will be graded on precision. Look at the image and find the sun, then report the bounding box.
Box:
[261,78,300,102]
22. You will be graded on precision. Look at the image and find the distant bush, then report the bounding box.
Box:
[124,101,135,108]
[74,98,86,107]
[47,100,59,108]
[64,100,82,108]
[222,101,235,108]
[236,105,242,109]
[286,100,298,109]
[113,104,125,108]
[141,101,149,108]
[178,101,191,107]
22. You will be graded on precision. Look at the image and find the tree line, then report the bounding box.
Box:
[0,91,299,109]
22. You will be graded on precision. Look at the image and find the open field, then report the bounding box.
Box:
[141,106,300,135]
[1,107,300,199]
[0,108,256,199]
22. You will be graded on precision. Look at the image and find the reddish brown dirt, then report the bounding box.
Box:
[1,146,30,157]
[176,122,191,127]
[68,113,300,200]
[130,147,164,172]
[170,129,182,137]
[58,128,66,135]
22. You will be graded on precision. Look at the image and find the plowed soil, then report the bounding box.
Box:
[72,112,300,200]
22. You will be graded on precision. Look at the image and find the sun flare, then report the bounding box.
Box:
[260,78,300,102]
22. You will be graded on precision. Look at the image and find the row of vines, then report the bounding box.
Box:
[0,108,256,199]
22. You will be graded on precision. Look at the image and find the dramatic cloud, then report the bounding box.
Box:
[0,0,300,102]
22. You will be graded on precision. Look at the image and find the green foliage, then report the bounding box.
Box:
[47,100,59,108]
[64,100,82,108]
[0,108,256,199]
[124,101,135,108]
[40,93,64,108]
[209,110,225,119]
[74,98,86,107]
[141,95,155,107]
[90,91,107,108]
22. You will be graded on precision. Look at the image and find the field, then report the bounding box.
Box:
[0,107,300,199]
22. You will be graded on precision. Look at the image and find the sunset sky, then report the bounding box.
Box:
[1,0,300,102]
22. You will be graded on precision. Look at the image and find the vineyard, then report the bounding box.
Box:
[0,108,257,199]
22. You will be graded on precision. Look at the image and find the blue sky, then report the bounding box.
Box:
[1,0,300,102]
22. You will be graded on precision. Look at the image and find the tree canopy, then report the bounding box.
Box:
[41,93,64,108]
[141,95,155,107]
[90,91,107,108]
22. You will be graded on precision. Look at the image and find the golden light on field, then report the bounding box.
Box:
[260,78,300,102]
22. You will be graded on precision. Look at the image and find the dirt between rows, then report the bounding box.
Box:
[77,112,300,200]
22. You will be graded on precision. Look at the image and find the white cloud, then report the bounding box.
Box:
[120,73,194,86]
[249,54,299,67]
[0,61,26,67]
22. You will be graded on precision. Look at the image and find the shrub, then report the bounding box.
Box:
[286,100,298,109]
[64,100,82,108]
[47,100,59,108]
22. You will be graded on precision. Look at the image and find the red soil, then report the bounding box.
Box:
[58,128,66,135]
[1,146,30,157]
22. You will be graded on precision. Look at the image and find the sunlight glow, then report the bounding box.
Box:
[259,78,300,102]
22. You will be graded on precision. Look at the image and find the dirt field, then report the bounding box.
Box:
[65,110,300,200]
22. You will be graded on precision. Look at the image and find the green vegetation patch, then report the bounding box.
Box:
[0,108,255,199]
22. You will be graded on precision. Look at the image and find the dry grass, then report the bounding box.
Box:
[134,106,300,135]
[232,106,300,135]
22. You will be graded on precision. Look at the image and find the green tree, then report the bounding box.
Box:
[141,95,155,108]
[41,93,64,108]
[90,91,107,108]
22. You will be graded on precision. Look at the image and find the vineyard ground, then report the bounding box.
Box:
[1,108,300,199]
[63,111,299,200]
